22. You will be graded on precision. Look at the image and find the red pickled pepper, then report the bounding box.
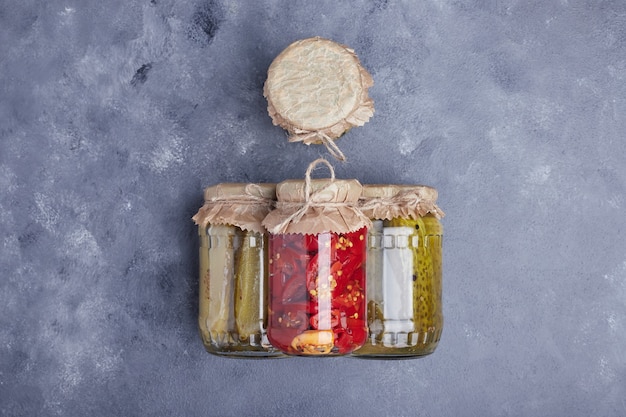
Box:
[267,227,368,355]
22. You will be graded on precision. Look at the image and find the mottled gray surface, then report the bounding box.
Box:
[1,0,626,416]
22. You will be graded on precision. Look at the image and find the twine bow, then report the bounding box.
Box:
[268,158,348,234]
[359,189,445,220]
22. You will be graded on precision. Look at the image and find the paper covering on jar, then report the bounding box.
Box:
[263,37,374,161]
[359,184,445,221]
[262,179,372,235]
[192,183,276,234]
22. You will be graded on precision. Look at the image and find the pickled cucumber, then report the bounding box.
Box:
[198,227,211,345]
[355,213,443,357]
[204,224,237,337]
[234,230,264,341]
[386,214,443,336]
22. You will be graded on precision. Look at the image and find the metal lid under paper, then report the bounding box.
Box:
[263,37,375,161]
[262,159,371,235]
[359,184,445,221]
[192,183,276,233]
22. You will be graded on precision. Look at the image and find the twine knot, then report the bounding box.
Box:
[269,158,350,234]
[289,132,347,162]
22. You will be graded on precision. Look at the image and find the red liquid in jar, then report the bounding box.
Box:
[267,227,368,355]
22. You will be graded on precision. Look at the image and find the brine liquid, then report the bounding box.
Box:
[354,214,443,358]
[198,225,283,357]
[267,228,368,356]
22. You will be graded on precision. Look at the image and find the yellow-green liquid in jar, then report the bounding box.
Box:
[354,213,443,358]
[198,225,282,357]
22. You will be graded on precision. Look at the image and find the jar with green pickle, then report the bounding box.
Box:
[353,184,445,358]
[192,183,284,357]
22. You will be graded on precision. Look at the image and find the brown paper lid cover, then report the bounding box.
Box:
[263,37,374,161]
[359,184,445,220]
[192,183,276,233]
[262,178,371,235]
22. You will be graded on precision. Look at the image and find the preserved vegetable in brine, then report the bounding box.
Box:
[386,216,443,344]
[194,183,283,357]
[201,224,236,341]
[355,185,444,358]
[262,159,372,356]
[267,228,367,355]
[234,230,266,342]
[361,215,442,355]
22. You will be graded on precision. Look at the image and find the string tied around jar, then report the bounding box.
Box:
[359,187,445,221]
[268,158,373,235]
[192,183,276,232]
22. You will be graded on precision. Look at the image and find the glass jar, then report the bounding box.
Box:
[262,159,371,356]
[353,185,445,358]
[192,183,284,358]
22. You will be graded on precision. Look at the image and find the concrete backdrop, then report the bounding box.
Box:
[1,0,625,416]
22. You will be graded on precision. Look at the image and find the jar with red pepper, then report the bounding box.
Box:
[353,184,445,358]
[262,159,372,356]
[192,183,285,357]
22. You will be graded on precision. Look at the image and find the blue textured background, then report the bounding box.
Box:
[2,1,626,416]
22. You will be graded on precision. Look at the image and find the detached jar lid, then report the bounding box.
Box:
[359,184,445,221]
[264,37,375,161]
[192,183,276,233]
